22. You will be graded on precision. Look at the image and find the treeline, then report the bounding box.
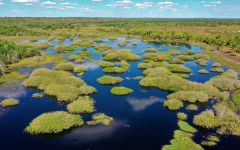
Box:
[0,39,40,64]
[0,27,49,36]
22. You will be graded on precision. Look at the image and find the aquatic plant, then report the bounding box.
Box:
[94,44,112,51]
[165,64,192,73]
[108,37,118,41]
[102,49,142,62]
[0,98,19,107]
[77,51,91,58]
[32,93,44,99]
[97,76,123,85]
[167,50,181,55]
[73,66,87,73]
[186,104,198,111]
[209,68,224,73]
[195,58,208,66]
[169,58,184,64]
[75,58,85,64]
[144,48,158,52]
[163,99,184,111]
[192,54,210,60]
[212,63,221,68]
[25,111,84,134]
[177,112,188,120]
[132,42,138,45]
[87,113,113,125]
[201,141,217,146]
[178,121,197,133]
[176,55,194,61]
[67,97,95,114]
[103,67,126,74]
[168,91,209,103]
[118,40,131,47]
[0,72,28,84]
[100,62,114,68]
[182,50,196,55]
[143,52,172,61]
[36,42,53,50]
[205,135,220,142]
[55,62,74,71]
[174,73,189,79]
[111,86,133,96]
[232,90,240,108]
[143,67,171,78]
[119,61,130,71]
[198,69,210,74]
[79,85,97,95]
[71,40,94,49]
[55,45,75,53]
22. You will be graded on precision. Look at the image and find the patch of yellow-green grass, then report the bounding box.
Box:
[102,49,142,62]
[178,121,197,133]
[169,58,184,64]
[108,37,118,41]
[87,113,113,125]
[209,68,224,73]
[97,76,123,85]
[195,58,208,66]
[79,85,97,95]
[111,86,133,96]
[0,98,19,107]
[144,48,158,52]
[182,50,196,55]
[73,66,87,74]
[143,52,172,61]
[167,91,209,103]
[0,72,28,84]
[167,50,181,55]
[232,90,240,109]
[100,62,114,68]
[36,42,53,50]
[164,99,184,111]
[32,93,44,99]
[201,141,217,146]
[55,45,76,53]
[186,104,198,111]
[198,69,210,74]
[205,135,220,142]
[67,97,95,114]
[132,42,138,45]
[118,40,131,47]
[8,54,67,71]
[177,112,188,121]
[25,111,84,134]
[55,62,74,71]
[94,44,112,51]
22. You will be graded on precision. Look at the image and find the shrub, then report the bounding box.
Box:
[177,112,188,120]
[178,121,197,133]
[73,66,87,73]
[25,111,84,134]
[97,76,123,85]
[67,97,95,114]
[198,69,209,74]
[186,104,198,111]
[195,59,208,66]
[163,99,183,111]
[169,58,184,64]
[108,37,118,41]
[55,63,74,71]
[209,68,224,73]
[79,85,97,95]
[182,50,196,55]
[94,44,112,51]
[201,141,217,146]
[36,42,53,50]
[144,48,158,52]
[0,98,19,107]
[55,45,75,53]
[87,113,113,125]
[102,49,142,62]
[192,54,210,60]
[143,52,172,61]
[168,91,209,103]
[176,55,194,61]
[132,42,138,45]
[100,62,114,68]
[167,50,181,55]
[212,63,221,68]
[111,86,133,96]
[32,93,44,99]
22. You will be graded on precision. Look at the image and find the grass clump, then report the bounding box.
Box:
[232,90,240,109]
[23,68,86,102]
[111,86,133,96]
[67,97,95,114]
[69,55,85,64]
[201,141,217,146]
[77,51,91,58]
[73,66,87,74]
[25,111,84,134]
[32,93,44,99]
[198,69,210,74]
[71,40,94,49]
[118,40,131,47]
[182,50,196,55]
[176,55,194,61]
[144,48,158,52]
[167,50,181,55]
[55,63,74,71]
[163,99,183,111]
[132,42,138,45]
[0,72,28,84]
[97,76,123,85]
[169,58,184,64]
[209,68,224,73]
[192,54,210,60]
[186,104,198,111]
[195,58,208,66]
[168,91,209,103]
[143,67,172,78]
[36,42,53,50]
[178,121,197,133]
[0,98,19,107]
[87,113,113,125]
[108,37,118,41]
[177,112,188,120]
[143,52,172,61]
[79,85,97,95]
[100,62,114,68]
[165,64,191,73]
[212,63,221,68]
[103,67,126,74]
[205,135,220,142]
[94,44,112,51]
[102,49,142,62]
[55,45,75,53]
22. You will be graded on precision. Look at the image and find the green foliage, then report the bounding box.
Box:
[195,58,208,66]
[68,54,84,63]
[0,72,28,84]
[186,104,198,111]
[103,67,126,74]
[168,91,209,103]
[169,58,184,64]
[0,98,19,107]
[168,49,181,55]
[182,50,196,55]
[198,69,210,74]
[178,121,197,133]
[67,97,95,114]
[102,49,142,62]
[144,67,172,77]
[94,44,112,51]
[205,135,220,142]
[97,76,123,85]
[36,42,53,50]
[32,93,44,99]
[25,111,84,134]
[212,63,221,68]
[192,54,210,60]
[177,112,188,120]
[176,55,194,61]
[55,45,75,53]
[79,85,97,95]
[118,40,131,46]
[132,42,138,45]
[77,51,91,58]
[87,113,113,125]
[108,37,118,41]
[55,62,74,71]
[201,141,217,146]
[111,86,133,96]
[71,40,94,49]
[73,66,87,73]
[232,90,240,109]
[143,52,172,61]
[164,99,184,111]
[100,62,114,68]
[144,48,158,52]
[209,68,224,73]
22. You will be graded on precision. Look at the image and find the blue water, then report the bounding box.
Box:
[0,37,239,150]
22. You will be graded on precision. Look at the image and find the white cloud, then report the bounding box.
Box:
[116,0,134,4]
[12,0,39,2]
[204,4,216,7]
[180,5,188,8]
[41,1,56,5]
[135,2,153,9]
[211,1,222,4]
[201,1,206,3]
[92,0,102,2]
[158,1,173,5]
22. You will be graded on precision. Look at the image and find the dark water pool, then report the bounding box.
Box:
[0,37,239,150]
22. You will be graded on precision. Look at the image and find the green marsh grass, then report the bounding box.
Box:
[32,93,44,99]
[0,98,19,107]
[177,112,188,121]
[163,99,184,111]
[67,97,95,114]
[55,45,75,53]
[198,69,210,74]
[178,121,197,133]
[55,62,74,71]
[168,91,209,103]
[102,49,142,62]
[111,86,133,96]
[97,76,123,85]
[79,85,97,95]
[87,113,113,125]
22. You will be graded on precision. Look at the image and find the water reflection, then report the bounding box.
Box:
[127,97,165,112]
[0,85,27,99]
[81,61,100,70]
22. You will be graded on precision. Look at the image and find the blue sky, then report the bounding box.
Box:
[0,0,239,18]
